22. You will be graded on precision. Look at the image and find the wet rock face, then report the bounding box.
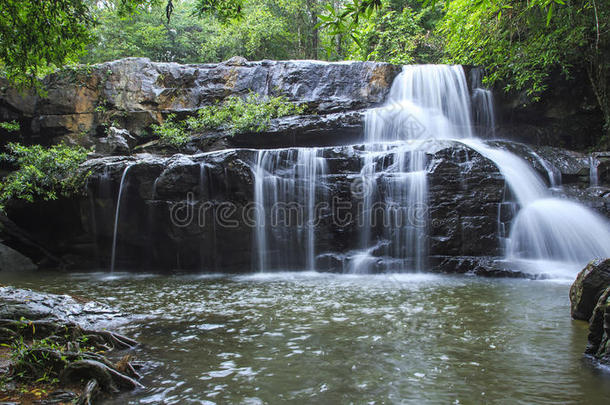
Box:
[492,140,610,216]
[569,259,610,366]
[76,141,508,272]
[570,258,610,321]
[0,243,37,272]
[0,286,125,329]
[427,146,505,258]
[0,58,400,148]
[586,286,610,364]
[494,69,604,150]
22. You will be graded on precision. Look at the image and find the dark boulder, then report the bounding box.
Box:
[585,286,610,365]
[570,258,610,320]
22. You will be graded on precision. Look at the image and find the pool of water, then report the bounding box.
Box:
[3,271,610,404]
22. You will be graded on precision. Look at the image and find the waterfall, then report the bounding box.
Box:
[347,65,474,273]
[249,64,609,275]
[357,64,610,275]
[459,139,548,205]
[350,143,429,273]
[102,63,608,276]
[110,165,132,273]
[507,199,610,263]
[471,89,496,137]
[589,155,600,188]
[527,149,562,189]
[381,149,428,271]
[253,148,326,272]
[365,65,473,142]
[470,68,496,137]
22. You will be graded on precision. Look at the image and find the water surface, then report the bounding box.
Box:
[4,272,610,404]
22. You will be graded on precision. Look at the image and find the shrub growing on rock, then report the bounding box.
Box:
[0,142,90,210]
[151,93,305,147]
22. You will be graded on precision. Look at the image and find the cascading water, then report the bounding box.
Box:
[527,148,562,189]
[250,64,610,276]
[345,65,476,273]
[364,65,473,141]
[470,68,496,137]
[350,143,430,273]
[589,155,600,188]
[110,164,132,273]
[356,64,610,275]
[253,148,326,272]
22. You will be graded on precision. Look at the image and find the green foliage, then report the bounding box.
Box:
[318,0,383,45]
[189,94,306,135]
[0,0,93,86]
[152,94,305,145]
[349,4,442,64]
[0,143,90,209]
[193,0,244,23]
[151,114,191,147]
[81,0,338,64]
[7,337,63,384]
[0,0,245,85]
[319,0,444,63]
[0,121,20,132]
[439,0,583,97]
[199,2,291,62]
[82,0,210,64]
[439,0,610,145]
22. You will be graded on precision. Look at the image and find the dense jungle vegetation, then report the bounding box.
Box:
[0,0,609,143]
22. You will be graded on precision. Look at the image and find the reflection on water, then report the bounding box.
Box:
[4,272,610,404]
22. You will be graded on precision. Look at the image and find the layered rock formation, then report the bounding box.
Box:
[0,57,400,150]
[80,142,506,272]
[0,59,608,274]
[77,140,606,274]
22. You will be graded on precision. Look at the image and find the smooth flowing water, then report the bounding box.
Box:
[104,64,610,276]
[110,165,132,273]
[253,148,326,272]
[4,271,610,404]
[354,65,610,275]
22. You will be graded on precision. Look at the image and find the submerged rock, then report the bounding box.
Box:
[570,258,610,320]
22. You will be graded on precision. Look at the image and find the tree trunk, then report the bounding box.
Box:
[306,0,318,60]
[586,49,610,149]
